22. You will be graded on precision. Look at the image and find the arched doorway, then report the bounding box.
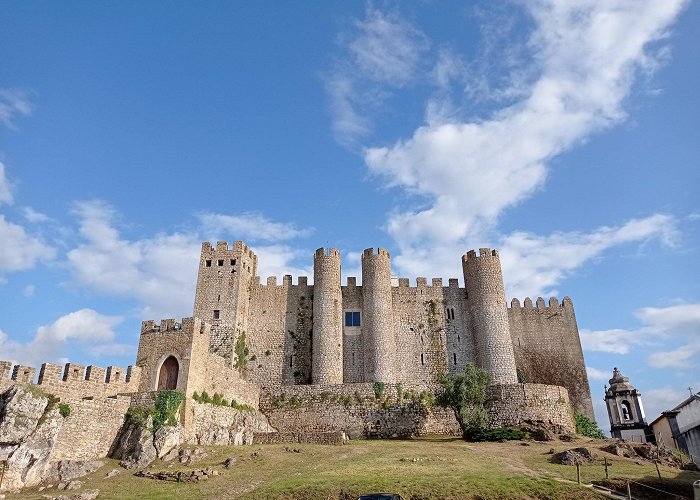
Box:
[158,356,179,391]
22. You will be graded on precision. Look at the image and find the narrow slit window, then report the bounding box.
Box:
[453,353,457,365]
[289,355,293,367]
[420,353,424,365]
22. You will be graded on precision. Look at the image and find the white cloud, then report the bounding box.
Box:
[581,302,700,371]
[0,88,32,129]
[643,386,699,422]
[197,212,312,242]
[498,214,678,298]
[0,214,56,275]
[21,206,52,223]
[22,284,35,297]
[0,309,122,367]
[67,200,201,319]
[586,366,611,381]
[253,244,313,282]
[0,162,14,205]
[356,1,687,281]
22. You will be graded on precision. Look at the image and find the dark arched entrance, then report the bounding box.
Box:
[158,356,179,391]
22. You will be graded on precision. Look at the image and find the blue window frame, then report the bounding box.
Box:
[345,311,361,327]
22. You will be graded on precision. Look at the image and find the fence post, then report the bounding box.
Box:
[576,463,580,484]
[627,481,631,500]
[655,461,661,479]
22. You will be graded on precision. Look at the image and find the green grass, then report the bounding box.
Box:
[13,436,700,499]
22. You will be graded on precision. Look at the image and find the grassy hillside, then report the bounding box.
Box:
[13,436,700,499]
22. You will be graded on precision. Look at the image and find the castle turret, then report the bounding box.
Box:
[193,241,258,366]
[312,248,344,384]
[362,247,395,382]
[463,248,517,384]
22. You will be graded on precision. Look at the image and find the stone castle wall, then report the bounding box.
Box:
[0,360,140,400]
[52,395,132,460]
[486,383,575,432]
[183,241,593,420]
[509,297,594,419]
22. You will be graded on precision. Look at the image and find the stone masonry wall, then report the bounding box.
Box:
[509,297,594,420]
[246,277,313,388]
[260,383,461,439]
[0,360,139,400]
[486,383,575,432]
[52,395,132,460]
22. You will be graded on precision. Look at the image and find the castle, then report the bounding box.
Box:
[0,241,595,490]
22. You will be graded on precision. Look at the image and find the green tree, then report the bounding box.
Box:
[438,363,492,440]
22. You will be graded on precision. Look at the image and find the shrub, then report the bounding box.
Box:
[212,392,223,405]
[58,403,71,418]
[233,331,250,370]
[395,382,404,400]
[125,406,153,427]
[373,381,385,399]
[467,427,527,442]
[192,391,200,402]
[574,412,606,439]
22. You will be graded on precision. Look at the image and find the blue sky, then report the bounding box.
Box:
[1,1,698,429]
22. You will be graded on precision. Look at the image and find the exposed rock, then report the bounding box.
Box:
[53,489,100,500]
[50,460,104,482]
[223,457,236,468]
[559,434,576,442]
[135,468,219,482]
[552,447,596,465]
[0,386,64,492]
[105,469,121,478]
[178,447,207,464]
[111,415,156,469]
[160,447,180,462]
[601,442,637,458]
[153,425,183,459]
[0,386,49,444]
[65,480,83,490]
[517,423,555,441]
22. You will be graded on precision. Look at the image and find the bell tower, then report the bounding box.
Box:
[605,367,652,442]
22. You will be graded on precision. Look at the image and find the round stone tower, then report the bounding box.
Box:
[362,247,395,382]
[312,248,343,385]
[462,248,518,384]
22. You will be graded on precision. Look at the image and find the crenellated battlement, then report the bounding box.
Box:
[346,277,357,287]
[462,247,499,262]
[362,247,390,258]
[508,296,574,312]
[394,277,460,288]
[0,360,141,399]
[200,240,257,262]
[314,247,340,258]
[141,317,210,336]
[260,275,310,287]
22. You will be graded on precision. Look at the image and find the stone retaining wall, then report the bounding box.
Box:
[486,383,575,432]
[253,431,346,445]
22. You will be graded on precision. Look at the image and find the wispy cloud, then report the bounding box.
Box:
[326,6,430,146]
[581,302,700,371]
[0,162,14,205]
[197,212,312,242]
[0,88,32,128]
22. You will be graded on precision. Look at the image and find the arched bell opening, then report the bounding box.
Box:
[157,355,179,391]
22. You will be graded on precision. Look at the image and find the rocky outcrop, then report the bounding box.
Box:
[110,415,185,469]
[0,386,64,492]
[191,401,274,445]
[552,447,596,465]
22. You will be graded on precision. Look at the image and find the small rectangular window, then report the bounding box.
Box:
[230,259,235,266]
[218,259,224,266]
[205,260,212,267]
[213,309,220,319]
[345,311,361,327]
